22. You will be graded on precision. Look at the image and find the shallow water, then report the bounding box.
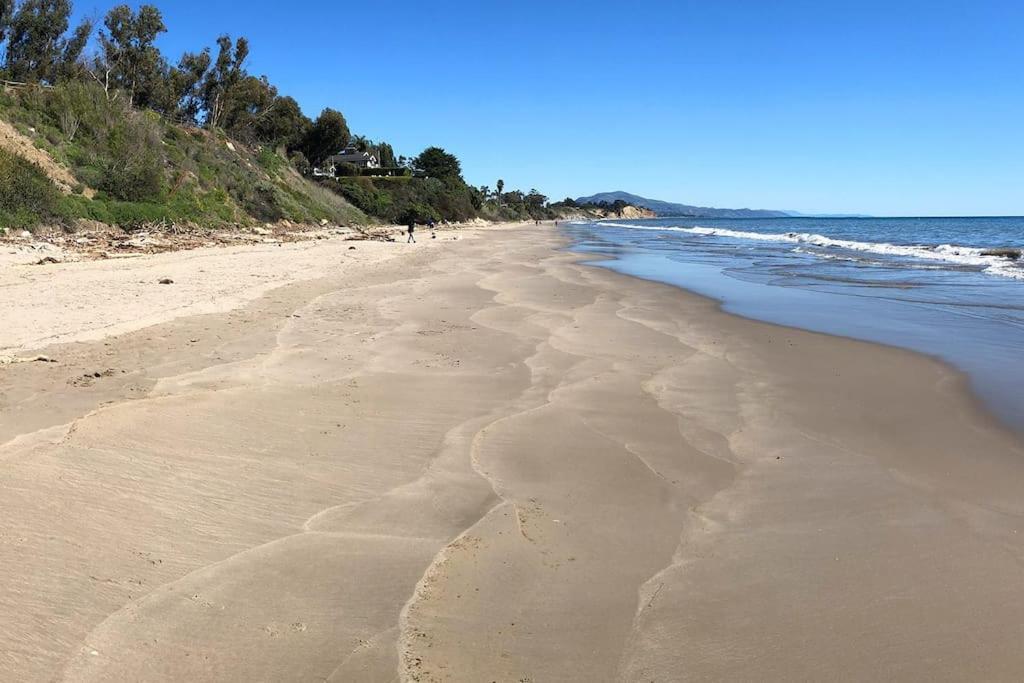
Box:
[562,217,1024,431]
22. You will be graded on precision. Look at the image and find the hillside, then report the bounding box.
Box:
[576,191,791,218]
[0,83,369,233]
[0,81,569,235]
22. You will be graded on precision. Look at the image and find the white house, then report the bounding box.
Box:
[326,143,380,171]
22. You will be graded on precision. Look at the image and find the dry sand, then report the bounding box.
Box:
[2,224,1024,681]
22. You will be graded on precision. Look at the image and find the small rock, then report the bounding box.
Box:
[348,246,356,250]
[319,219,329,227]
[33,256,60,265]
[157,278,174,285]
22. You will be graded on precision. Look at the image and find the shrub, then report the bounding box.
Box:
[289,150,310,175]
[44,81,126,146]
[100,113,165,202]
[257,146,284,173]
[332,177,391,217]
[361,167,406,177]
[235,180,284,222]
[335,162,360,177]
[399,203,440,225]
[0,148,60,228]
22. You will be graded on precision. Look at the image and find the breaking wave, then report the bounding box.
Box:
[600,223,1024,280]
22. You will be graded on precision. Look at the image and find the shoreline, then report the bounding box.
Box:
[3,225,1024,679]
[572,246,1018,437]
[564,218,1024,434]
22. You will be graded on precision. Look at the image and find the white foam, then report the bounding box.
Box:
[600,223,1024,280]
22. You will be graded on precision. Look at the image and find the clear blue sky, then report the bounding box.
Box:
[74,0,1024,216]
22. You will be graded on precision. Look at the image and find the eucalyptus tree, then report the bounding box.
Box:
[4,0,72,82]
[95,4,167,105]
[201,34,248,129]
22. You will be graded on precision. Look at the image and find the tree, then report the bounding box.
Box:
[254,95,310,148]
[4,0,72,83]
[300,108,350,165]
[413,147,461,180]
[496,179,504,205]
[0,0,14,49]
[350,134,369,152]
[54,17,92,81]
[526,189,548,210]
[377,142,396,168]
[201,34,248,129]
[169,48,210,123]
[97,4,167,106]
[219,73,277,141]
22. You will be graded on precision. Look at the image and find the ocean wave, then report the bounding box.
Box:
[602,223,1024,280]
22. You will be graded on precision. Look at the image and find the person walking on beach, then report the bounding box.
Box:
[407,218,416,243]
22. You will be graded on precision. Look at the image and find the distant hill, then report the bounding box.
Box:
[575,191,792,218]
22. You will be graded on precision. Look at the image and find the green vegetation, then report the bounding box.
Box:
[0,0,575,231]
[326,176,477,225]
[0,81,366,229]
[0,146,60,227]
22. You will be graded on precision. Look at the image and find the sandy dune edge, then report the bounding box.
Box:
[2,226,1024,681]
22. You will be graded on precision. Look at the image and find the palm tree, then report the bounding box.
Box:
[496,179,504,206]
[351,135,370,152]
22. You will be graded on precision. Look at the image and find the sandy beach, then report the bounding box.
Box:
[3,223,1024,681]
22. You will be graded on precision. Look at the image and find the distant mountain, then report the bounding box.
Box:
[575,191,792,219]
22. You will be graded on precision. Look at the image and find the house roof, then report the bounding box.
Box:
[328,151,377,163]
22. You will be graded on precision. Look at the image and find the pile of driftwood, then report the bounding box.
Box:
[3,221,391,263]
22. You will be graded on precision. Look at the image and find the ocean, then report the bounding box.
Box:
[562,216,1024,430]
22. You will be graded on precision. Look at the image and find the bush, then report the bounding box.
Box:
[335,162,360,177]
[257,146,284,173]
[325,175,475,223]
[289,150,311,175]
[361,166,407,177]
[331,177,391,217]
[0,148,60,228]
[100,113,165,202]
[44,81,126,149]
[399,203,440,225]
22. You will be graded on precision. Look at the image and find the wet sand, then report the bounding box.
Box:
[2,225,1024,681]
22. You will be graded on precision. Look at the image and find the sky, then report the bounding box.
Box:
[71,0,1024,216]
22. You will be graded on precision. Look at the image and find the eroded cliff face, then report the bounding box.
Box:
[616,205,657,219]
[555,205,658,221]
